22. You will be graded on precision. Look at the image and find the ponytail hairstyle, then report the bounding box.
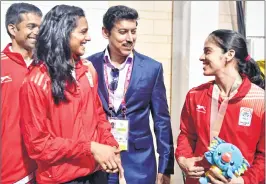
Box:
[209,29,264,89]
[34,5,85,104]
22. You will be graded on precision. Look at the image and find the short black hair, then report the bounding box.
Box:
[103,5,139,32]
[5,3,42,37]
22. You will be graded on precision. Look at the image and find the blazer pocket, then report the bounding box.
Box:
[134,135,153,149]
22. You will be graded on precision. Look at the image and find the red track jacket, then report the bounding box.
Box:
[19,60,118,183]
[176,77,265,184]
[1,44,37,183]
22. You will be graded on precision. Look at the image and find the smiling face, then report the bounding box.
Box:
[69,17,91,57]
[103,19,137,58]
[10,13,41,51]
[199,36,228,76]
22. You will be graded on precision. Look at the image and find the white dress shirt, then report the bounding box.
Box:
[104,48,133,112]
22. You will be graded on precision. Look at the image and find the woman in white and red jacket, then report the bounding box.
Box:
[19,5,122,184]
[175,29,265,184]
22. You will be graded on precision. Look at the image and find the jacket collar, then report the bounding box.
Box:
[207,76,251,101]
[2,43,28,67]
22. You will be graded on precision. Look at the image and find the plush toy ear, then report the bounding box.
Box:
[235,158,250,176]
[243,158,250,168]
[205,151,214,164]
[226,168,234,179]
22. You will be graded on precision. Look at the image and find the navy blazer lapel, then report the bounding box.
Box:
[93,52,108,106]
[126,51,143,100]
[116,51,143,114]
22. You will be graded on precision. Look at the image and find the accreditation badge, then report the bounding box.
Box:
[238,107,253,127]
[108,117,129,151]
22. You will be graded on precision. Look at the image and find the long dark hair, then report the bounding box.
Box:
[209,29,264,89]
[34,5,85,104]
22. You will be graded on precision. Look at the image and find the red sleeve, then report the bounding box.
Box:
[87,62,118,148]
[20,79,92,164]
[175,92,197,160]
[95,94,118,147]
[242,113,265,184]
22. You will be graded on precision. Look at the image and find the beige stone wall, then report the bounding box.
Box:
[219,1,238,31]
[108,1,173,109]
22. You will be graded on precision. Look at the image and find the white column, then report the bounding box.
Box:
[189,1,219,89]
[171,2,191,183]
[246,1,265,60]
[171,1,219,183]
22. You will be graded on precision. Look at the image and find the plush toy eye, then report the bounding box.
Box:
[230,161,234,166]
[218,152,221,156]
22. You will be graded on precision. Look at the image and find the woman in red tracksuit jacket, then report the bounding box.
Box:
[175,29,265,184]
[19,5,123,184]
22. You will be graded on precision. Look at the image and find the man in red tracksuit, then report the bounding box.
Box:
[1,3,42,184]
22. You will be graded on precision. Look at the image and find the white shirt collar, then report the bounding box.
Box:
[104,47,133,70]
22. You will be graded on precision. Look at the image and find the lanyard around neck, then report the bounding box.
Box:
[103,60,133,117]
[209,76,242,141]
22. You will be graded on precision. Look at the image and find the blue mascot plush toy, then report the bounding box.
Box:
[199,137,250,184]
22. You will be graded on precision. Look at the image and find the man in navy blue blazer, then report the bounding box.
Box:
[87,5,174,184]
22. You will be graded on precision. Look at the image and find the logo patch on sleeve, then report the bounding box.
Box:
[1,75,12,83]
[85,71,94,87]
